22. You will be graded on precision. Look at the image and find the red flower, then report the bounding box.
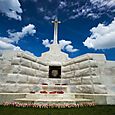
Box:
[49,91,57,94]
[40,90,48,94]
[56,91,64,94]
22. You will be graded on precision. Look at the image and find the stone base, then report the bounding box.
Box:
[14,98,92,105]
[14,93,92,105]
[0,93,26,104]
[1,93,115,105]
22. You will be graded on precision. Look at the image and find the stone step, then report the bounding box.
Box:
[25,93,75,99]
[14,98,92,103]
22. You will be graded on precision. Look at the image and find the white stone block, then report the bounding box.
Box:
[39,65,48,72]
[2,50,17,60]
[62,71,75,78]
[63,53,106,66]
[17,52,37,62]
[11,57,21,65]
[17,53,37,62]
[31,62,39,69]
[75,85,107,94]
[104,67,115,77]
[0,61,12,73]
[12,65,20,73]
[81,76,101,84]
[78,60,98,69]
[27,76,39,84]
[0,74,8,83]
[75,68,97,77]
[5,74,28,84]
[71,64,79,70]
[0,84,19,93]
[37,60,48,66]
[20,58,31,67]
[17,74,28,83]
[70,78,81,84]
[94,85,107,94]
[62,60,74,66]
[6,74,18,83]
[36,71,48,78]
[0,83,36,93]
[62,66,71,72]
[92,76,101,84]
[73,54,92,63]
[19,66,36,76]
[16,84,34,93]
[88,53,106,61]
[63,54,92,66]
[81,77,92,84]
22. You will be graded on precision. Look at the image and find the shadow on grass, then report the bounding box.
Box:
[0,105,115,115]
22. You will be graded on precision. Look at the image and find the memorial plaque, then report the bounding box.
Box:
[49,66,61,78]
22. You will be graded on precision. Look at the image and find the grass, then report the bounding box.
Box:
[0,105,115,115]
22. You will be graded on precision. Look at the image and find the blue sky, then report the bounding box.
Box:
[0,0,115,60]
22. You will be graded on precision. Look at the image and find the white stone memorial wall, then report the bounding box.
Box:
[0,51,49,92]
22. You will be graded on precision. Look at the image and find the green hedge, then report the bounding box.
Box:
[0,105,115,115]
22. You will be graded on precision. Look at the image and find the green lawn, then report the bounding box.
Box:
[0,105,115,115]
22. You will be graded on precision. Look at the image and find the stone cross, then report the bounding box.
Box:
[52,18,61,44]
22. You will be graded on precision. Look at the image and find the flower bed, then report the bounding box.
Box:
[1,102,96,109]
[49,91,57,94]
[1,104,115,115]
[30,91,35,94]
[42,83,48,85]
[40,91,48,94]
[56,91,64,94]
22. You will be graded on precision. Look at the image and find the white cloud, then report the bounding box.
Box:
[0,40,15,50]
[59,40,72,49]
[48,0,52,2]
[0,24,36,50]
[0,39,35,56]
[83,18,115,50]
[44,15,56,21]
[0,40,22,51]
[90,0,115,8]
[35,1,115,21]
[0,37,13,43]
[44,16,51,20]
[38,7,44,12]
[69,5,96,20]
[68,0,115,20]
[59,1,67,9]
[42,39,78,53]
[87,13,99,19]
[0,0,23,20]
[59,39,78,52]
[65,45,78,52]
[42,39,50,47]
[7,24,36,43]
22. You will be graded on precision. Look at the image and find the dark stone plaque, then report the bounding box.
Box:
[49,66,61,78]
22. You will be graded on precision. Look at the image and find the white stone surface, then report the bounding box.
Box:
[39,64,48,72]
[31,62,39,69]
[75,68,98,77]
[39,44,69,63]
[27,76,39,84]
[36,71,48,78]
[19,66,36,76]
[20,58,31,67]
[0,50,115,104]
